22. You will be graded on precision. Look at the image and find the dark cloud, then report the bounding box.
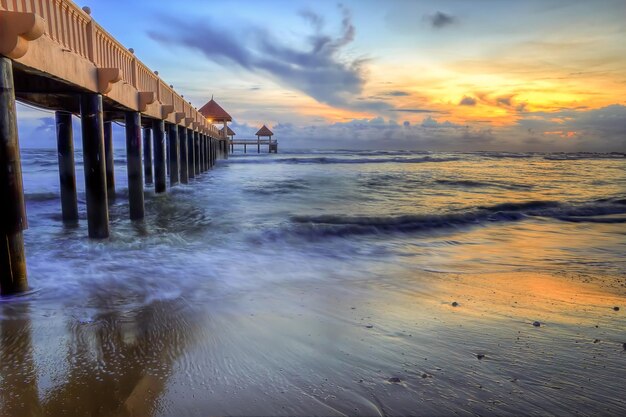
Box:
[149,7,389,113]
[426,11,456,29]
[459,96,477,106]
[383,90,410,97]
[496,95,514,107]
[391,108,446,113]
[421,116,466,129]
[299,9,324,31]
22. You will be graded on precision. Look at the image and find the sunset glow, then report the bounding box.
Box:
[14,0,626,151]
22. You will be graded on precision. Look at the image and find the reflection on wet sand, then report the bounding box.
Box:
[2,269,626,416]
[0,303,41,417]
[1,299,198,417]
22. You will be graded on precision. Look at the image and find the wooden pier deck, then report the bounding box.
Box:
[230,139,278,153]
[0,0,232,294]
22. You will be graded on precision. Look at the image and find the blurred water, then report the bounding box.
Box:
[1,149,625,416]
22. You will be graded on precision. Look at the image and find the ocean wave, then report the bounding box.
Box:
[288,198,626,238]
[24,191,59,202]
[544,152,626,160]
[244,179,310,195]
[435,179,533,190]
[230,156,459,165]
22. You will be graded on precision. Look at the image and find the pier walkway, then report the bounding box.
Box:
[0,0,232,294]
[230,139,278,153]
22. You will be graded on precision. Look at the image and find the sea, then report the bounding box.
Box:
[1,149,625,416]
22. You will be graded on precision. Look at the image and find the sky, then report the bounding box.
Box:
[18,0,626,151]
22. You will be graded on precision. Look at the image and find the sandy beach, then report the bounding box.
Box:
[2,268,625,416]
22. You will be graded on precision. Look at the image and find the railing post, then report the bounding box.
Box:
[0,57,28,295]
[179,126,188,184]
[80,93,110,239]
[143,126,153,185]
[85,17,95,63]
[152,119,166,193]
[55,111,78,224]
[125,112,144,219]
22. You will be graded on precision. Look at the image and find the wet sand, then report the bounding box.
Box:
[2,269,625,416]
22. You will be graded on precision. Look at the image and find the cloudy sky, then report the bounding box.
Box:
[18,0,626,151]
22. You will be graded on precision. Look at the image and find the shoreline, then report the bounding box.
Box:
[2,269,624,416]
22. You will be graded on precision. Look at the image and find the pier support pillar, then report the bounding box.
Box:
[199,134,204,172]
[55,111,78,224]
[179,126,188,184]
[0,57,28,295]
[104,120,115,201]
[153,120,167,193]
[202,135,211,171]
[167,123,179,186]
[203,135,208,171]
[187,129,195,179]
[125,112,144,220]
[143,126,153,185]
[80,93,109,239]
[194,132,200,174]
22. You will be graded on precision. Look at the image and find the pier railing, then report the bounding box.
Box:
[0,0,220,138]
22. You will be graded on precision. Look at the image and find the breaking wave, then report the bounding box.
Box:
[229,156,459,165]
[287,198,626,239]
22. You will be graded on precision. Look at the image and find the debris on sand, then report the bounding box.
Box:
[533,321,541,327]
[451,301,459,307]
[476,354,485,360]
[613,306,620,311]
[388,377,402,384]
[365,325,373,329]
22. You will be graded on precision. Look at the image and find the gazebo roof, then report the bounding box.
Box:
[199,98,232,122]
[219,126,236,136]
[256,125,273,136]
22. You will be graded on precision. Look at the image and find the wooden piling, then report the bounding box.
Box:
[153,119,167,193]
[79,93,110,239]
[187,129,195,179]
[0,57,28,295]
[103,120,115,201]
[167,123,179,185]
[199,134,204,172]
[178,126,188,184]
[202,135,211,171]
[143,127,153,185]
[125,112,144,220]
[194,132,201,174]
[55,111,79,223]
[202,135,207,170]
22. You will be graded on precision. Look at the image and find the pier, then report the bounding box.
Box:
[0,0,232,294]
[230,125,277,153]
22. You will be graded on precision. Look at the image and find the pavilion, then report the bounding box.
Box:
[199,97,232,157]
[256,125,276,153]
[220,126,236,140]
